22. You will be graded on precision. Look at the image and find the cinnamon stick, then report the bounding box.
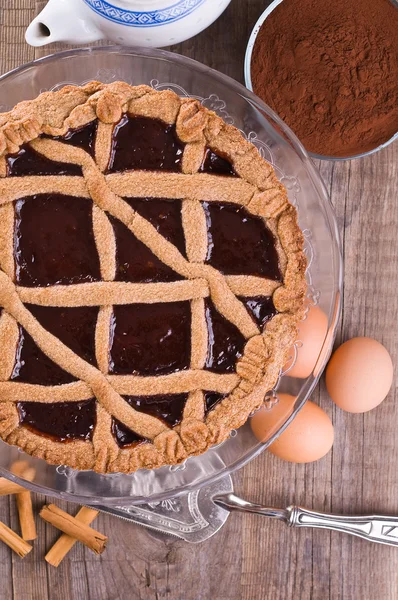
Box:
[0,520,32,558]
[0,461,36,496]
[0,479,27,496]
[45,507,99,567]
[40,504,107,555]
[10,461,36,482]
[15,492,36,541]
[10,461,37,541]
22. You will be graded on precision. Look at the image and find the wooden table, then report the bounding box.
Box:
[0,2,397,598]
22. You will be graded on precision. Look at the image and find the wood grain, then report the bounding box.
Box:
[0,1,397,598]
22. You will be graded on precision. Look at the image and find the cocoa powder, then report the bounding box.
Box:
[251,0,398,157]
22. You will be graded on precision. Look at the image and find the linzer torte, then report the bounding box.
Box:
[0,82,306,473]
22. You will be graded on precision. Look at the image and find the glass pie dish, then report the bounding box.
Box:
[0,46,342,505]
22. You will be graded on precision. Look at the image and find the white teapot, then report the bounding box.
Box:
[26,0,232,48]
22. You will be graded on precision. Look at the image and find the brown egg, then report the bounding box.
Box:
[251,394,334,463]
[285,305,329,379]
[326,337,393,413]
[251,393,296,442]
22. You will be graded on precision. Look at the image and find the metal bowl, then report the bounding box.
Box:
[244,0,398,161]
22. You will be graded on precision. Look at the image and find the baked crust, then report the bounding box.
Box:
[0,82,307,473]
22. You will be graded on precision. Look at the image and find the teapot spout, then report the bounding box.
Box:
[25,0,103,47]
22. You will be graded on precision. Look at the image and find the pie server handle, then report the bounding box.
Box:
[213,493,398,547]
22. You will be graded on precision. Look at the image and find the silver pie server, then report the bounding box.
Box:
[92,475,398,546]
[213,493,398,547]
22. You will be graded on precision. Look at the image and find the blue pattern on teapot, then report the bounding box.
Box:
[83,0,206,27]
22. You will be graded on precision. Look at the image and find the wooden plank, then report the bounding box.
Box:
[0,498,13,600]
[0,1,397,599]
[327,142,398,600]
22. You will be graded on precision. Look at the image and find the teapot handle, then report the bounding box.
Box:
[26,0,103,47]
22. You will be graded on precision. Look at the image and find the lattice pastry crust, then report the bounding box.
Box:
[0,82,306,473]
